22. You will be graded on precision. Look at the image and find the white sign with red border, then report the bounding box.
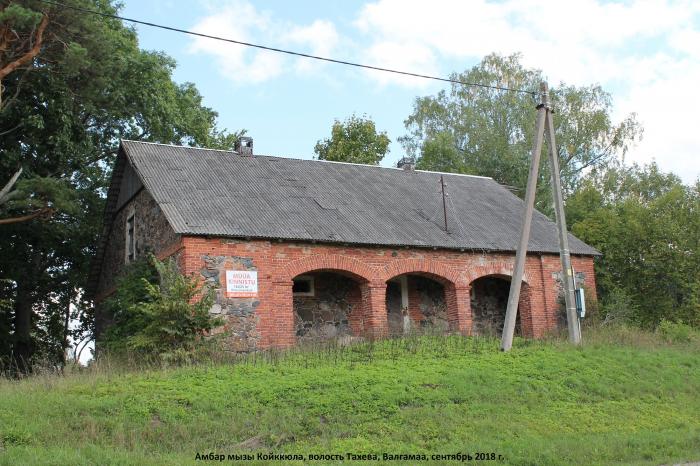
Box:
[225,270,258,297]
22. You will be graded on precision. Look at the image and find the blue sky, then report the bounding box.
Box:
[121,0,700,183]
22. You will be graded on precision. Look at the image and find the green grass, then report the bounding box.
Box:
[1,328,699,465]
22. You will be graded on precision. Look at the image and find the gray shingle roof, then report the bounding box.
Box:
[119,140,599,256]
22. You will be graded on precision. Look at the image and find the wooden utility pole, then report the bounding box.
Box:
[500,82,581,351]
[544,88,581,345]
[500,84,547,351]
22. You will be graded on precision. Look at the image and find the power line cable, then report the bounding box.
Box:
[446,186,467,238]
[38,0,536,96]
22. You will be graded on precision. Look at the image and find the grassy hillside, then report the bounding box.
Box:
[1,328,699,465]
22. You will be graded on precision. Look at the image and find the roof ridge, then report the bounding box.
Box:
[120,139,494,181]
[121,139,239,154]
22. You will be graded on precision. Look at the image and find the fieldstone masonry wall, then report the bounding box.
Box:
[95,189,180,299]
[386,276,449,334]
[417,278,448,330]
[386,282,404,334]
[293,272,359,342]
[407,276,449,331]
[470,277,523,336]
[200,254,261,352]
[94,189,181,337]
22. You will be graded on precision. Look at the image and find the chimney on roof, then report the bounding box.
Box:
[235,136,253,156]
[397,156,415,171]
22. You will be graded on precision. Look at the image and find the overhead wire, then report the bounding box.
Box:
[445,182,467,238]
[38,0,536,96]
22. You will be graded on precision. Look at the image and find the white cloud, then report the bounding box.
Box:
[189,1,340,84]
[615,57,700,177]
[186,0,700,179]
[285,20,339,73]
[364,41,438,87]
[355,0,700,181]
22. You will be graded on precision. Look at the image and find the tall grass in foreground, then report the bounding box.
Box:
[0,324,698,466]
[2,323,698,383]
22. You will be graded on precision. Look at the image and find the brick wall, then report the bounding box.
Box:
[178,236,597,349]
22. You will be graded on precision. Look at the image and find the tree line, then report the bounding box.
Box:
[0,0,242,373]
[316,54,698,331]
[1,1,697,373]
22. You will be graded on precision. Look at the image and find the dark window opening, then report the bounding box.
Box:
[293,276,314,296]
[126,213,135,262]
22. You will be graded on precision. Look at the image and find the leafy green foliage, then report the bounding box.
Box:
[0,3,42,29]
[1,332,699,465]
[314,114,390,165]
[7,176,80,216]
[403,53,641,209]
[568,162,700,328]
[417,131,463,173]
[0,0,243,370]
[0,279,13,364]
[103,256,222,363]
[598,287,639,326]
[127,258,221,359]
[657,319,697,344]
[101,258,159,350]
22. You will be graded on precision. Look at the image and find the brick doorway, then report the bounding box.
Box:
[292,271,366,342]
[470,275,530,337]
[385,274,449,335]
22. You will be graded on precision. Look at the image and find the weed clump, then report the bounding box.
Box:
[101,255,223,365]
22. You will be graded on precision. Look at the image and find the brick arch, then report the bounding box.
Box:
[381,258,469,336]
[281,254,379,283]
[465,266,531,286]
[380,258,462,285]
[467,272,535,337]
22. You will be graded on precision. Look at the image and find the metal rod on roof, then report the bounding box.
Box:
[440,175,449,233]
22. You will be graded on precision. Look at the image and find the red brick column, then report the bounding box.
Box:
[361,281,388,339]
[346,285,365,337]
[445,284,471,335]
[518,284,535,338]
[270,279,295,348]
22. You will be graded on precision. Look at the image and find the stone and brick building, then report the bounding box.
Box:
[88,139,599,351]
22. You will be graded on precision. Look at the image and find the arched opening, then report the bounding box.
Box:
[385,273,449,335]
[470,275,529,337]
[292,270,366,342]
